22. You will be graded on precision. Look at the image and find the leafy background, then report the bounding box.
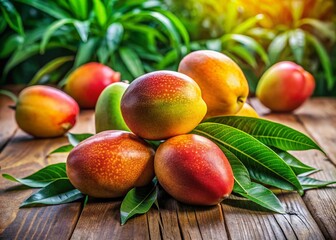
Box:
[0,0,335,95]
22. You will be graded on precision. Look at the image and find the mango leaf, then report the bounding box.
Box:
[106,23,124,54]
[120,178,158,225]
[217,145,285,213]
[20,179,84,207]
[49,144,74,154]
[298,176,336,190]
[192,123,303,193]
[29,56,74,85]
[204,116,323,152]
[272,148,316,176]
[233,14,264,34]
[2,163,67,188]
[67,133,93,147]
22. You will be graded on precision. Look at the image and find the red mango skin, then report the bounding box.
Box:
[15,85,79,138]
[65,62,120,108]
[66,130,155,198]
[121,70,207,140]
[256,61,315,112]
[154,134,234,206]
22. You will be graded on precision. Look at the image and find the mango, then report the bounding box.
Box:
[235,102,259,118]
[66,130,155,198]
[256,61,315,112]
[121,70,207,140]
[178,50,249,118]
[154,134,234,205]
[64,62,120,108]
[95,82,130,133]
[15,85,79,138]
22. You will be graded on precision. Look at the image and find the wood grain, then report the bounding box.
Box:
[0,110,95,238]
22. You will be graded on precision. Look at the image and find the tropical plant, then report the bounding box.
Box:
[238,0,336,94]
[0,0,189,85]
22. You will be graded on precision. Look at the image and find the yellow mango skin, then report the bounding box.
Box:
[178,50,249,118]
[15,85,79,138]
[121,70,207,140]
[235,103,259,118]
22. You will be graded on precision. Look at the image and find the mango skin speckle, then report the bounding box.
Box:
[154,134,234,205]
[66,130,155,198]
[121,70,207,140]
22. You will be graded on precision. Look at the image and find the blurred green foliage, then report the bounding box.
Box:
[0,0,335,96]
[0,0,189,86]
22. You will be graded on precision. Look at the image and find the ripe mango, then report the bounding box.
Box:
[256,61,315,112]
[15,85,79,138]
[178,50,249,117]
[154,134,234,205]
[121,70,207,140]
[64,62,120,108]
[95,82,130,133]
[66,130,155,198]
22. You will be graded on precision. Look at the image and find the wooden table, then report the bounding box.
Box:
[1,90,336,239]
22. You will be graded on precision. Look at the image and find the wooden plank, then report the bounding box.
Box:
[296,98,336,164]
[71,200,150,240]
[0,110,95,239]
[251,98,336,239]
[0,85,21,152]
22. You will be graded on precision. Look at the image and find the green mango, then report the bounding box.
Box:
[95,82,130,133]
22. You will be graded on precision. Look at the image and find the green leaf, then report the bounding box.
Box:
[233,14,264,34]
[29,56,74,85]
[93,0,107,28]
[106,23,124,53]
[234,182,285,213]
[40,18,88,54]
[289,29,305,64]
[49,144,74,154]
[0,34,24,58]
[218,145,285,213]
[268,32,288,64]
[74,38,99,68]
[73,20,90,42]
[222,34,269,66]
[306,33,334,90]
[119,47,145,78]
[298,19,335,42]
[298,176,336,190]
[20,179,84,207]
[229,45,257,68]
[0,0,24,35]
[204,116,323,152]
[67,133,93,147]
[120,178,158,225]
[69,0,88,20]
[2,163,67,188]
[193,123,303,193]
[17,0,70,19]
[272,148,316,176]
